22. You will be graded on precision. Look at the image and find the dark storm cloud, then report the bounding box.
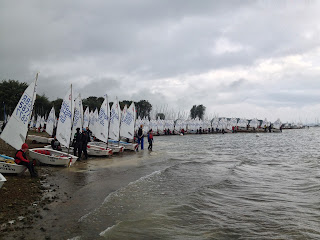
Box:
[1,0,320,122]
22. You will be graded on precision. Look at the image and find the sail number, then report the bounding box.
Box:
[16,94,32,124]
[59,102,72,123]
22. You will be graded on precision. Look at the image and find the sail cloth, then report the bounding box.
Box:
[40,116,45,128]
[83,107,90,129]
[120,102,135,139]
[0,78,37,150]
[109,98,121,141]
[56,86,74,148]
[96,95,109,143]
[46,107,55,136]
[35,115,41,129]
[71,94,83,138]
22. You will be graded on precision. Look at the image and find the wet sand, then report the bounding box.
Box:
[1,132,160,240]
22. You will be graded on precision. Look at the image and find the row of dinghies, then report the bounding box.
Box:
[0,74,138,189]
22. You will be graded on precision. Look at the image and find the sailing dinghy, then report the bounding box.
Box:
[0,75,38,174]
[29,85,77,166]
[87,95,114,156]
[107,97,126,153]
[118,102,138,151]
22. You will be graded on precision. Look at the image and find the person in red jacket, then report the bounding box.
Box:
[15,143,38,177]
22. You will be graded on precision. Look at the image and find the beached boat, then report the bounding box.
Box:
[0,74,38,174]
[87,144,113,156]
[88,142,123,153]
[30,85,79,166]
[108,139,138,151]
[119,102,138,151]
[28,134,53,144]
[0,173,6,189]
[29,148,78,166]
[44,144,113,156]
[0,154,26,174]
[89,95,117,156]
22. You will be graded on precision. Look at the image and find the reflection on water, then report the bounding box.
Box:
[65,128,320,239]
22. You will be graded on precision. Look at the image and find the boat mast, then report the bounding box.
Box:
[68,84,73,155]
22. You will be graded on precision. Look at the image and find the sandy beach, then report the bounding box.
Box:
[0,130,161,239]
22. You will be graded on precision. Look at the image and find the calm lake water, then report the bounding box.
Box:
[66,128,320,239]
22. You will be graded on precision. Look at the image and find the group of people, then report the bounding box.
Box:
[15,125,154,178]
[136,125,154,151]
[51,127,90,160]
[71,127,90,160]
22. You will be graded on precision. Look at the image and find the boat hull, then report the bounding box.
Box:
[0,173,6,189]
[29,148,78,166]
[0,155,27,174]
[28,135,53,144]
[108,140,138,151]
[45,144,113,157]
[87,145,113,156]
[88,142,123,153]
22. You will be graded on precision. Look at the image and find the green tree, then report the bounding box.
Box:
[52,98,63,118]
[190,105,197,119]
[120,100,133,110]
[82,96,104,111]
[156,113,165,120]
[190,104,206,120]
[0,79,28,120]
[135,100,152,119]
[34,94,52,117]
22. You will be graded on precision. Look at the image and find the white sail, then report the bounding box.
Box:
[30,115,35,128]
[273,119,282,129]
[83,107,89,129]
[0,77,37,150]
[71,94,83,138]
[35,115,41,129]
[89,110,94,133]
[96,95,109,143]
[109,98,121,141]
[56,85,74,148]
[46,107,55,136]
[120,102,135,139]
[40,116,45,128]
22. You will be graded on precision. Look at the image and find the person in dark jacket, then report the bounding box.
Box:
[81,128,89,160]
[147,129,154,151]
[51,136,62,151]
[137,125,144,151]
[15,143,38,177]
[72,128,82,159]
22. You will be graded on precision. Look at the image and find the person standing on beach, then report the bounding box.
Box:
[137,125,144,151]
[147,129,154,151]
[81,128,89,160]
[72,127,82,159]
[15,143,38,178]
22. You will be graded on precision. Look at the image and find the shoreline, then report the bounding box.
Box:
[0,131,64,239]
[0,130,160,239]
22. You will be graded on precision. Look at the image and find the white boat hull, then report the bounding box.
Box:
[29,148,78,166]
[108,140,138,151]
[87,145,113,156]
[28,135,53,144]
[0,155,27,174]
[88,142,124,153]
[0,173,6,189]
[46,144,113,157]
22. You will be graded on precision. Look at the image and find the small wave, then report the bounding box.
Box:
[78,169,163,222]
[99,222,121,237]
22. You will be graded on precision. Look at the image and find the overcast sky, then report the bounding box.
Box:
[1,0,320,123]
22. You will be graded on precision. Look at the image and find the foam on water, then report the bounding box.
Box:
[62,128,320,239]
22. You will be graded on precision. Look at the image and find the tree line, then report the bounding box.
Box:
[0,79,206,121]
